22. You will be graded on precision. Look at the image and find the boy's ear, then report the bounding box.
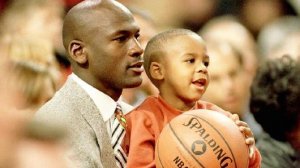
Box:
[150,62,164,80]
[68,40,87,64]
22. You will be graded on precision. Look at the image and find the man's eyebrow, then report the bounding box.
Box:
[111,30,129,36]
[110,30,136,38]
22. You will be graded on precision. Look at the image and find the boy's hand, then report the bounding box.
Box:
[230,114,256,159]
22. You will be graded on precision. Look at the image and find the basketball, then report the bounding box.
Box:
[155,109,249,168]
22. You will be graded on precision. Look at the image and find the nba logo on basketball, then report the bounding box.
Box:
[191,140,206,155]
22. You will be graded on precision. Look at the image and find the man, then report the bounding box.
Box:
[35,0,144,167]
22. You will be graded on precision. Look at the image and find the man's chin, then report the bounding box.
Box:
[124,79,143,88]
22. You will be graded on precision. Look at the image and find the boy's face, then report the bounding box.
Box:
[161,35,209,103]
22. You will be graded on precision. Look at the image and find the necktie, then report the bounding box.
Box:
[111,103,127,168]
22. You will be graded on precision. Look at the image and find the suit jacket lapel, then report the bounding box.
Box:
[68,78,117,167]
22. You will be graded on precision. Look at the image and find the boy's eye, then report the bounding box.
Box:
[203,56,210,67]
[187,58,195,63]
[204,60,209,67]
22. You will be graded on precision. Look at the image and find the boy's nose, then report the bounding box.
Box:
[197,64,208,74]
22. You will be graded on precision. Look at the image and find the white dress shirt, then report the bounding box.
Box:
[70,73,133,136]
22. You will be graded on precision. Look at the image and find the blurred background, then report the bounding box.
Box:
[0,0,299,167]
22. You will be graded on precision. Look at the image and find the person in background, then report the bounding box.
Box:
[199,15,258,80]
[199,16,263,137]
[0,0,65,56]
[0,39,70,168]
[0,110,71,168]
[0,0,69,88]
[14,120,70,168]
[256,16,300,60]
[250,56,300,168]
[238,0,297,38]
[4,37,59,113]
[201,40,263,138]
[270,31,300,60]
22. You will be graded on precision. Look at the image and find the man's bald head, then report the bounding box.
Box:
[62,0,133,53]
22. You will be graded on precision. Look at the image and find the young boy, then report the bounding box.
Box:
[123,29,261,168]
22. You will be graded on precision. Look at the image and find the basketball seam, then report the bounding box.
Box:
[169,122,205,168]
[156,135,165,168]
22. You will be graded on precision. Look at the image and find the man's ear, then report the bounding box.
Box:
[68,40,87,64]
[150,62,164,80]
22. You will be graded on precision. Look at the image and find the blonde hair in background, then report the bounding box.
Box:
[5,36,59,111]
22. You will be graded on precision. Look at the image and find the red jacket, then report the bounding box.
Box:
[123,96,261,168]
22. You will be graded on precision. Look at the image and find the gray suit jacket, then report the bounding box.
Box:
[35,78,118,168]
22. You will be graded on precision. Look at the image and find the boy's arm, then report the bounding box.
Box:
[125,110,157,168]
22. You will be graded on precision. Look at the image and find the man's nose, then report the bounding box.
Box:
[129,38,144,57]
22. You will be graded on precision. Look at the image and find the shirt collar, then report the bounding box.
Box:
[70,73,117,122]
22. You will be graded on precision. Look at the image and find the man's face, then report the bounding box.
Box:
[84,6,144,92]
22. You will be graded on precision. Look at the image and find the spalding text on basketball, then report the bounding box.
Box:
[183,117,234,168]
